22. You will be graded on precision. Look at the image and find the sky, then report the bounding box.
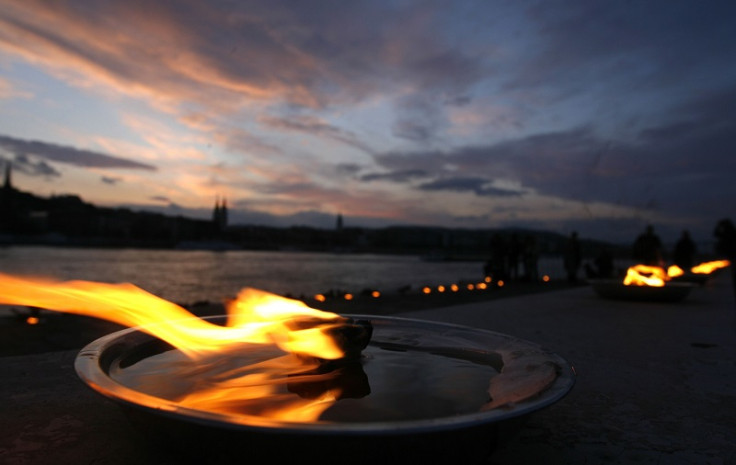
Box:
[0,0,734,245]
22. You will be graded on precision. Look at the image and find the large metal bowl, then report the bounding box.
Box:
[75,315,575,464]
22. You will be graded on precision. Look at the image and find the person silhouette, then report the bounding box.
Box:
[673,230,696,270]
[563,231,581,283]
[714,219,736,259]
[594,247,615,278]
[522,235,539,282]
[713,218,736,309]
[632,225,664,266]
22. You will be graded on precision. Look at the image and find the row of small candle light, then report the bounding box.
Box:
[312,274,552,303]
[312,259,731,302]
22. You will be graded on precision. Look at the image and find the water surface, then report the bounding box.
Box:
[0,246,488,303]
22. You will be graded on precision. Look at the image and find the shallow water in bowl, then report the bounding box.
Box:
[110,342,502,423]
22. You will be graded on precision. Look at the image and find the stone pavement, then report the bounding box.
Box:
[1,274,735,464]
[402,273,736,464]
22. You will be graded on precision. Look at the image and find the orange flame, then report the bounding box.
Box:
[0,273,356,424]
[0,273,344,360]
[667,265,684,278]
[623,264,667,287]
[624,260,731,287]
[691,260,730,274]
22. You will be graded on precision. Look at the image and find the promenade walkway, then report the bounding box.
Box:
[403,273,736,464]
[1,274,734,464]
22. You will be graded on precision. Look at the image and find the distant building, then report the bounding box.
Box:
[336,213,343,231]
[213,196,228,232]
[1,161,14,232]
[3,160,11,192]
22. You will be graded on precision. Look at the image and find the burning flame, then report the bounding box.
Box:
[667,265,684,278]
[623,260,731,287]
[623,265,668,287]
[0,273,355,424]
[0,273,344,359]
[691,260,730,274]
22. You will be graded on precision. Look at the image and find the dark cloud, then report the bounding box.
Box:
[418,176,524,197]
[372,82,736,232]
[445,95,472,107]
[258,181,316,196]
[0,134,156,171]
[391,95,451,143]
[260,115,373,153]
[334,163,362,176]
[360,169,428,183]
[5,154,61,178]
[392,119,433,143]
[101,176,122,185]
[510,0,736,100]
[445,128,601,190]
[149,195,171,203]
[405,48,486,94]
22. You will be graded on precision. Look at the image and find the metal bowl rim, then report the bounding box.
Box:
[75,314,575,436]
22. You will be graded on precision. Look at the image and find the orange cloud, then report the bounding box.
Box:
[0,1,324,121]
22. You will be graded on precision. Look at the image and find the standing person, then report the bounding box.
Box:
[632,225,664,266]
[563,231,582,283]
[594,247,615,278]
[485,233,508,280]
[673,230,696,270]
[522,235,539,282]
[714,218,736,309]
[507,233,521,281]
[714,219,736,258]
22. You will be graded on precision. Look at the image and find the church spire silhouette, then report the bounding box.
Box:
[213,195,228,232]
[3,160,11,191]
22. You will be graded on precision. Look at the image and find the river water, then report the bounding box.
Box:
[0,246,570,304]
[0,246,484,303]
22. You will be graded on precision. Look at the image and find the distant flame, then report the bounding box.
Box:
[667,265,684,278]
[623,260,731,287]
[623,264,668,287]
[691,260,730,274]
